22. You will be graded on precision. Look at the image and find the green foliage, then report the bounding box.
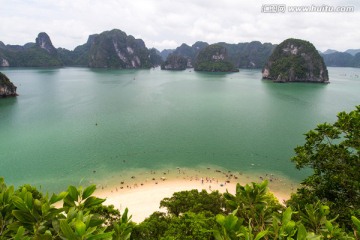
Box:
[131,212,170,240]
[224,181,283,234]
[163,211,216,240]
[1,46,62,67]
[160,189,226,217]
[270,55,307,79]
[288,106,360,229]
[0,177,134,239]
[352,216,360,239]
[194,44,238,72]
[113,208,133,240]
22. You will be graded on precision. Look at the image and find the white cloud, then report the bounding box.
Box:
[0,0,359,51]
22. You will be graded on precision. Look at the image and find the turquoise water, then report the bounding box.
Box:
[1,67,359,192]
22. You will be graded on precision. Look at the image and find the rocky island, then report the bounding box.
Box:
[262,38,329,83]
[194,44,239,72]
[0,72,17,97]
[87,29,157,68]
[161,54,188,70]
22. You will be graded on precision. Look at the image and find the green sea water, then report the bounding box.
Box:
[1,67,359,192]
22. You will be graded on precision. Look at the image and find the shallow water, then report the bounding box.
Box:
[0,67,359,192]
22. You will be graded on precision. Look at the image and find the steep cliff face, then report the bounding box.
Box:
[0,72,17,97]
[194,44,238,72]
[161,54,187,70]
[88,29,154,68]
[35,32,57,54]
[262,38,329,83]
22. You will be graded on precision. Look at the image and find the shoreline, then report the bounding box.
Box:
[94,166,298,222]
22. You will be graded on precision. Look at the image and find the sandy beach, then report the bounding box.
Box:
[94,167,297,222]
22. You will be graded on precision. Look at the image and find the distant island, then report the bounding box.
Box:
[0,29,359,71]
[194,44,238,72]
[262,38,329,83]
[0,72,17,97]
[161,54,188,70]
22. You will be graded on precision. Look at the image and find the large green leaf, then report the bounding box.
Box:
[14,226,26,240]
[68,186,79,201]
[12,196,28,211]
[60,219,78,239]
[50,191,68,204]
[254,230,268,240]
[83,196,106,209]
[296,223,307,240]
[87,232,114,240]
[282,207,293,225]
[12,210,36,223]
[24,192,33,209]
[351,216,360,232]
[74,219,86,236]
[82,185,97,200]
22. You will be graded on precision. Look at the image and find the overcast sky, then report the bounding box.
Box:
[0,0,359,52]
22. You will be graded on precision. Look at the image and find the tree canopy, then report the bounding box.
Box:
[288,105,360,228]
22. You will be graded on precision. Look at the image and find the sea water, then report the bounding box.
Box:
[0,67,359,192]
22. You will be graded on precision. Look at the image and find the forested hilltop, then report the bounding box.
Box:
[1,106,359,239]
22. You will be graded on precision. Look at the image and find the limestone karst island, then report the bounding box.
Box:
[262,38,329,83]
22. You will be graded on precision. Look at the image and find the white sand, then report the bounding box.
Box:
[95,171,293,222]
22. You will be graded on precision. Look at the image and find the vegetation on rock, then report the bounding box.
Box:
[0,72,17,97]
[161,54,188,70]
[194,44,239,72]
[262,38,329,83]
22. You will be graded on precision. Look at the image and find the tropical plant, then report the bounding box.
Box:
[223,180,283,234]
[288,106,360,229]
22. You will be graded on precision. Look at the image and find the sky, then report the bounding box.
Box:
[0,0,359,52]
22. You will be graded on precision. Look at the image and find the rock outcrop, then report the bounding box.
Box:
[194,44,238,72]
[161,54,188,70]
[0,72,17,97]
[262,38,329,83]
[35,32,57,54]
[87,29,155,68]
